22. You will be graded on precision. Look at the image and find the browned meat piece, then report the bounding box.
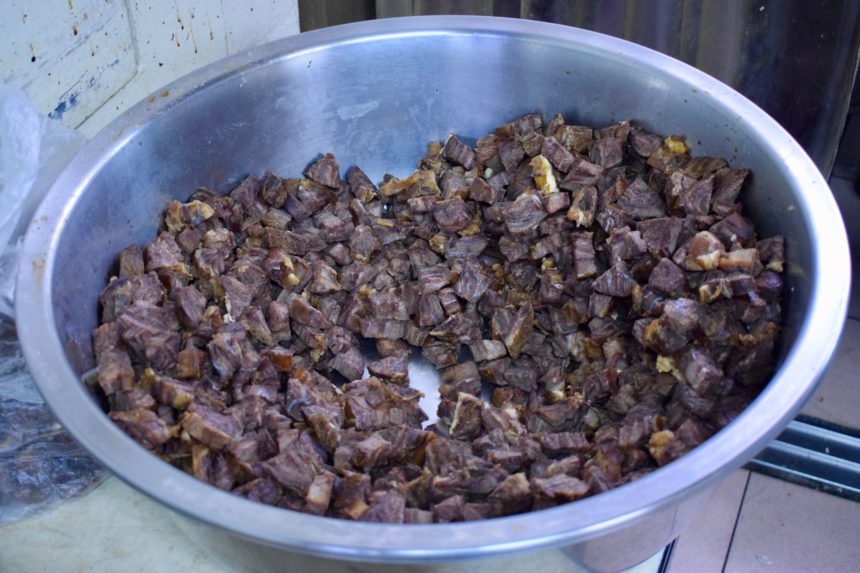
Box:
[441,135,476,170]
[229,175,268,218]
[145,233,186,274]
[541,137,576,172]
[560,161,603,192]
[430,313,482,344]
[488,473,532,516]
[174,285,206,328]
[554,124,592,153]
[367,288,412,321]
[193,247,226,278]
[346,166,377,203]
[432,197,473,234]
[96,349,134,395]
[628,129,662,157]
[684,156,728,179]
[468,340,507,362]
[503,358,538,391]
[648,258,688,297]
[329,346,365,381]
[175,345,206,379]
[347,224,379,263]
[119,244,145,277]
[710,212,755,248]
[536,432,591,457]
[712,167,749,215]
[180,403,240,450]
[118,303,179,355]
[532,474,590,505]
[617,178,666,220]
[263,448,317,496]
[145,368,195,410]
[109,408,176,449]
[466,178,496,206]
[757,236,784,272]
[589,137,623,168]
[502,193,547,235]
[305,153,341,188]
[367,356,409,384]
[638,217,684,258]
[678,176,714,216]
[446,393,483,440]
[608,227,647,265]
[259,172,287,208]
[286,294,329,330]
[683,231,726,271]
[593,262,637,297]
[572,232,598,279]
[503,302,534,359]
[647,420,703,466]
[414,332,457,364]
[361,490,407,523]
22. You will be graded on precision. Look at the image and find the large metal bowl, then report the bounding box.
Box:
[15,16,850,572]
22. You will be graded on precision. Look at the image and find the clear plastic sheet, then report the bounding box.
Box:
[0,85,104,525]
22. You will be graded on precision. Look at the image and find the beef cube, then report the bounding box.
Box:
[638,217,684,258]
[589,137,623,168]
[503,302,534,359]
[712,168,749,215]
[96,349,134,395]
[648,258,688,297]
[454,258,492,303]
[118,244,145,277]
[572,232,598,279]
[175,345,207,379]
[628,129,662,157]
[433,197,473,234]
[536,432,591,457]
[180,403,240,450]
[541,136,576,172]
[442,135,476,170]
[109,408,176,449]
[593,262,637,297]
[146,233,186,274]
[367,356,409,384]
[502,193,547,235]
[542,190,570,215]
[430,313,482,344]
[330,347,365,381]
[346,166,377,203]
[422,340,459,369]
[417,265,451,294]
[448,393,484,440]
[174,285,206,328]
[488,473,532,516]
[617,178,666,219]
[608,227,647,265]
[532,474,590,504]
[305,153,340,188]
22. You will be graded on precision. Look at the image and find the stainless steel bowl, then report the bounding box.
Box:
[16,16,850,572]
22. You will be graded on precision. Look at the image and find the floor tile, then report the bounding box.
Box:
[666,470,749,573]
[723,473,860,572]
[800,317,860,430]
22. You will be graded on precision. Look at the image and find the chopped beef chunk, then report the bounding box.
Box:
[96,112,783,523]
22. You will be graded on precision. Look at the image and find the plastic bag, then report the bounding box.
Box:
[0,84,104,525]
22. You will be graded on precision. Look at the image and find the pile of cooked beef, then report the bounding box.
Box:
[92,113,784,523]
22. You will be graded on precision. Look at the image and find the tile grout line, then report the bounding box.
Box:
[720,472,752,573]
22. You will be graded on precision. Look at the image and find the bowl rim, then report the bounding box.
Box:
[16,15,851,562]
